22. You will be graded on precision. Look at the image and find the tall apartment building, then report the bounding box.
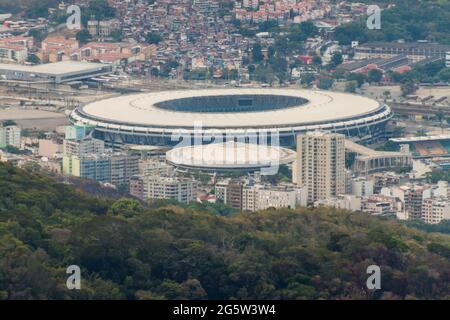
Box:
[404,185,431,220]
[294,131,345,204]
[215,179,244,210]
[422,197,450,224]
[0,125,21,148]
[130,175,198,204]
[242,184,308,212]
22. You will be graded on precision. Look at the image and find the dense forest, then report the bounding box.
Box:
[0,162,450,299]
[334,0,450,45]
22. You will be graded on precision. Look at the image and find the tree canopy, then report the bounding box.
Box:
[0,162,449,299]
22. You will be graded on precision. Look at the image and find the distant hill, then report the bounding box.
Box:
[0,162,449,299]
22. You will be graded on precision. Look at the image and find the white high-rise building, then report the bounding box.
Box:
[294,131,345,204]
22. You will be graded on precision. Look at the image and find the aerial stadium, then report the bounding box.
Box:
[69,88,393,146]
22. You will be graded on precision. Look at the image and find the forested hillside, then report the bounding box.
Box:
[0,162,449,300]
[334,0,450,45]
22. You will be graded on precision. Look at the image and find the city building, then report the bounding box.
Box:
[63,137,105,159]
[314,195,362,211]
[0,61,113,83]
[38,139,63,158]
[351,177,374,197]
[0,44,27,63]
[294,131,346,204]
[422,197,450,224]
[64,151,139,186]
[87,20,120,39]
[242,183,308,212]
[361,194,403,216]
[372,172,401,194]
[355,42,450,62]
[130,175,198,204]
[382,184,432,220]
[138,159,173,176]
[215,179,244,210]
[0,125,21,148]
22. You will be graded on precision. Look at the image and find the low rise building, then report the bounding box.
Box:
[314,194,362,211]
[130,175,198,204]
[422,197,450,224]
[242,183,307,212]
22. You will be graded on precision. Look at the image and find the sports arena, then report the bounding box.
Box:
[69,89,393,146]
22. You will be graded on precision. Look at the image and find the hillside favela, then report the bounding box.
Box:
[0,0,449,308]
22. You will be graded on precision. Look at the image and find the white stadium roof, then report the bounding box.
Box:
[166,141,297,170]
[76,89,382,129]
[0,61,108,76]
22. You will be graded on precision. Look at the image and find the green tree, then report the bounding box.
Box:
[330,52,343,67]
[252,43,264,63]
[75,29,92,45]
[318,77,334,90]
[110,198,143,218]
[301,73,315,87]
[401,81,418,97]
[367,69,383,83]
[345,80,358,93]
[145,33,162,44]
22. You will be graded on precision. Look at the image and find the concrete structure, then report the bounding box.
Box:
[382,184,432,220]
[345,140,412,175]
[355,42,450,62]
[65,125,90,141]
[242,183,307,212]
[70,89,392,146]
[138,159,173,176]
[215,179,244,210]
[64,151,139,186]
[130,175,198,204]
[0,44,27,63]
[63,137,105,159]
[87,20,119,39]
[166,141,296,172]
[0,61,113,83]
[294,132,346,204]
[422,197,450,224]
[314,195,362,211]
[38,139,62,158]
[351,177,374,197]
[362,194,403,216]
[372,172,400,194]
[0,125,21,148]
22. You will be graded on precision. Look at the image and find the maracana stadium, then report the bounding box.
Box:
[69,88,392,146]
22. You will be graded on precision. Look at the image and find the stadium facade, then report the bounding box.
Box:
[69,89,393,146]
